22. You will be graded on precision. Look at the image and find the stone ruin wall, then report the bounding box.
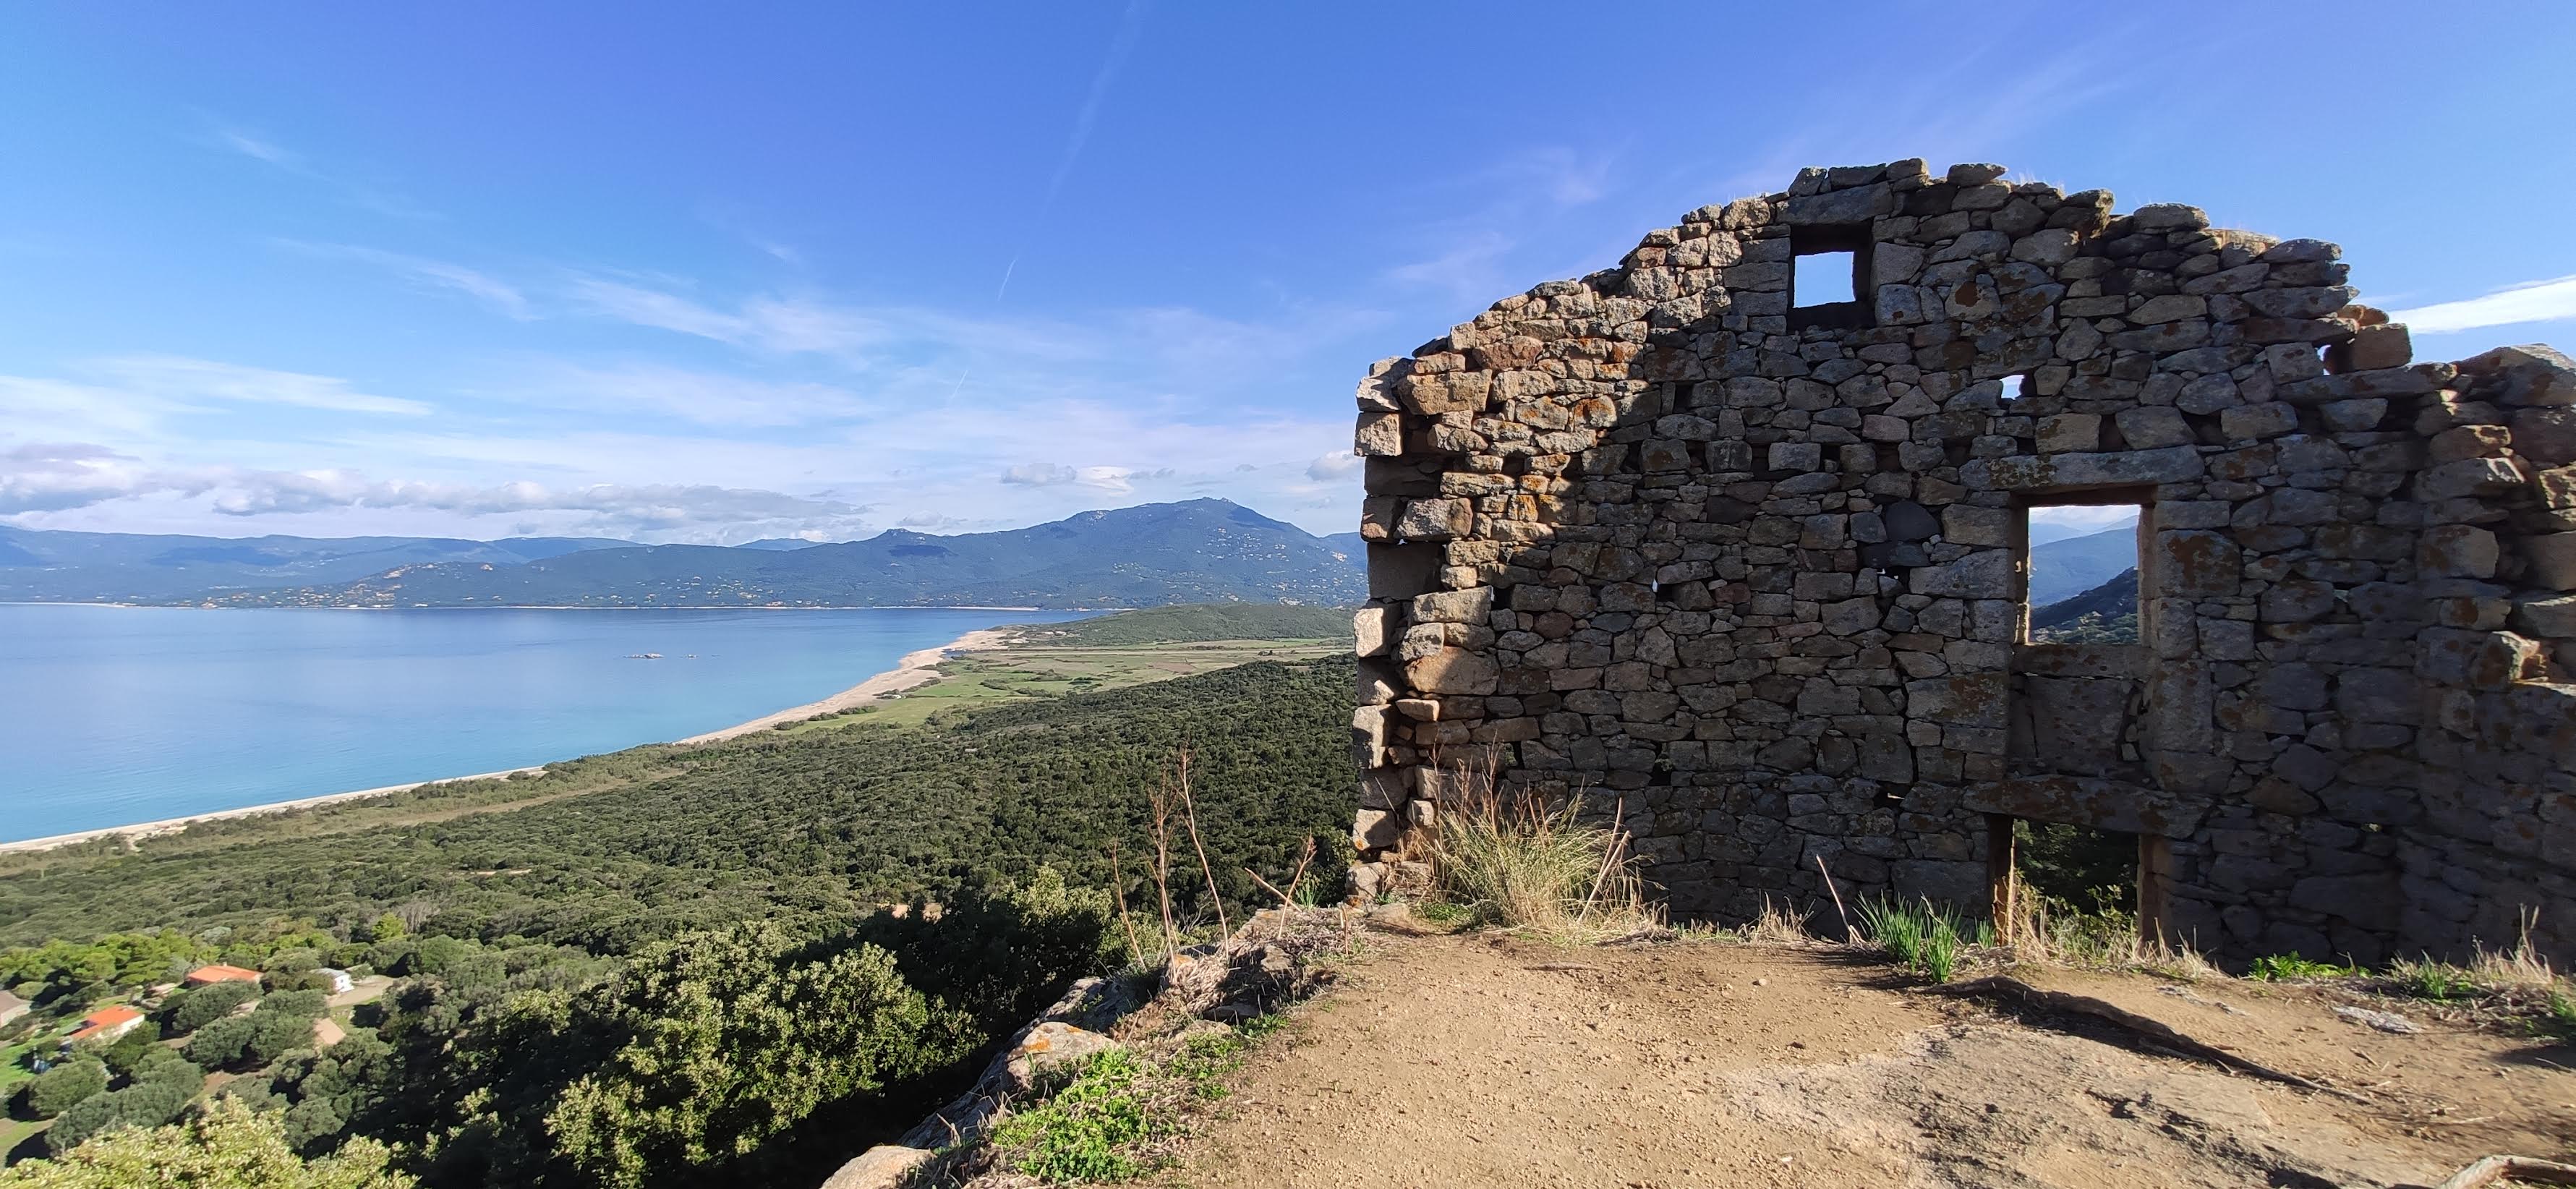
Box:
[1343,159,2576,967]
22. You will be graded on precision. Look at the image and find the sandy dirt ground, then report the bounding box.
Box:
[1180,930,2576,1189]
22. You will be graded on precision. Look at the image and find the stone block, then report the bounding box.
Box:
[1352,808,1402,851]
[2531,533,2576,591]
[1962,776,2204,838]
[2158,529,2241,597]
[1782,182,1891,225]
[1406,647,1500,696]
[1767,441,1823,472]
[2219,402,2298,440]
[2115,406,2194,448]
[1396,498,1474,541]
[2513,594,2576,639]
[1354,605,1398,657]
[1412,587,1493,624]
[2418,524,2499,580]
[1355,411,1404,456]
[1941,505,2013,547]
[1908,549,2016,598]
[1367,543,1441,600]
[2026,413,2096,456]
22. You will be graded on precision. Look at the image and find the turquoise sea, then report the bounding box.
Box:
[0,605,1089,843]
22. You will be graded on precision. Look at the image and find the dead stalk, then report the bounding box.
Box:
[1814,853,1854,941]
[1148,767,1180,956]
[1173,749,1231,937]
[1109,838,1146,965]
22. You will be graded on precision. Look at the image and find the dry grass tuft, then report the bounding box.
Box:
[1739,896,1815,946]
[1994,869,2219,980]
[1426,759,1666,945]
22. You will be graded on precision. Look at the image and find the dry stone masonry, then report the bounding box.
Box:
[1346,160,2576,966]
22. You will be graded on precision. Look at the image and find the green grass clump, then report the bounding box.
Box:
[2247,953,2360,981]
[1856,897,1971,983]
[2391,958,2471,1002]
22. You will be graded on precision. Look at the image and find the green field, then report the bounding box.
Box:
[784,636,1346,732]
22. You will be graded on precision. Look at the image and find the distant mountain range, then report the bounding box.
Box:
[0,527,630,602]
[3,503,2134,615]
[23,499,1362,610]
[2027,521,2138,608]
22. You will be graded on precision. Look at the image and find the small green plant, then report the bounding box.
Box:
[2391,958,2472,1002]
[2544,988,2576,1040]
[991,1049,1160,1182]
[1409,899,1472,926]
[1856,896,1969,983]
[2247,953,2360,981]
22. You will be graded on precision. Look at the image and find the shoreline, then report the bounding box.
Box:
[0,624,1031,855]
[671,626,1016,744]
[0,766,550,855]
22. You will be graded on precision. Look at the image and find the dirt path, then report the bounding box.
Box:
[1179,932,2576,1189]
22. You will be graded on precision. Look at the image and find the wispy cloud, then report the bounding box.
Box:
[568,278,891,357]
[96,357,431,417]
[206,122,440,220]
[214,127,298,167]
[2388,275,2576,334]
[521,364,876,428]
[278,241,531,318]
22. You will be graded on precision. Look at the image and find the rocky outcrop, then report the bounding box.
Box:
[819,908,1352,1188]
[1345,160,2575,967]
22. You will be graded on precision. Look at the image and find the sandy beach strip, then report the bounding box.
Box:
[673,626,1016,744]
[0,766,547,854]
[1,626,1023,855]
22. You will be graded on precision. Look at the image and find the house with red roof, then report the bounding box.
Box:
[64,1005,145,1048]
[183,964,263,988]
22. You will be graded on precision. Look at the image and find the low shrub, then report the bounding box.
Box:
[23,1060,108,1119]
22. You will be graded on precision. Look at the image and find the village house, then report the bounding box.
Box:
[182,964,263,988]
[62,1005,144,1049]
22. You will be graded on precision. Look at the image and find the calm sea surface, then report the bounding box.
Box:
[0,605,1089,842]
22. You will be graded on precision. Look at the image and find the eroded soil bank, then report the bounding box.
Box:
[1180,931,2576,1189]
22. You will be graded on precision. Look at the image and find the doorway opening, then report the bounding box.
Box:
[1986,814,2172,952]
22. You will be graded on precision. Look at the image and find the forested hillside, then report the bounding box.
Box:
[0,657,1355,1185]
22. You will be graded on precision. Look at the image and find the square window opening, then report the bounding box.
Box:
[1789,223,1875,331]
[1792,250,1856,306]
[2022,500,2145,645]
[1997,375,2026,404]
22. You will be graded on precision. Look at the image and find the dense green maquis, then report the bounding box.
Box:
[0,658,1355,950]
[0,656,1355,1186]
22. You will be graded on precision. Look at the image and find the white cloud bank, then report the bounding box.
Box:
[2387,275,2576,334]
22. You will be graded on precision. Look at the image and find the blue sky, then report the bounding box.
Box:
[4,2,2574,544]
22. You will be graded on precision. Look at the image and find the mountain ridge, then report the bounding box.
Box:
[163,499,1362,610]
